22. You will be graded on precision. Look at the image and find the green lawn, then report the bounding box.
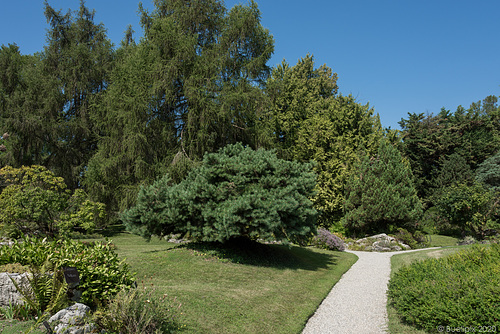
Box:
[1,233,357,334]
[0,319,44,334]
[110,233,357,334]
[426,234,459,247]
[388,245,467,334]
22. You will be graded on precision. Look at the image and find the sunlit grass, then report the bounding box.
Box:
[96,233,357,333]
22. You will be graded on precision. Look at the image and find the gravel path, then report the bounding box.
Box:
[302,248,438,334]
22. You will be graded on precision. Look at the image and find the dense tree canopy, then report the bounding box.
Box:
[263,55,383,229]
[0,0,498,240]
[399,96,500,203]
[0,2,113,189]
[84,0,274,213]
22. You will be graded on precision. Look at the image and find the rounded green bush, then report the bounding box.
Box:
[388,244,500,331]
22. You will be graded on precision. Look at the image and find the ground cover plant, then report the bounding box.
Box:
[84,233,357,333]
[388,244,500,332]
[388,246,467,334]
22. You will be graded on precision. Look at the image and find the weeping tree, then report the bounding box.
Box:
[0,2,114,190]
[85,0,274,214]
[122,144,318,245]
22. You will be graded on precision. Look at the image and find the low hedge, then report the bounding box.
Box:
[388,243,500,331]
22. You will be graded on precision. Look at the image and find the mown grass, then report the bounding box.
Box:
[2,233,357,334]
[426,234,459,247]
[0,319,44,334]
[388,245,469,334]
[111,233,357,333]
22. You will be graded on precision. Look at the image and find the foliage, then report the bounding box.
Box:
[312,228,345,251]
[388,244,500,331]
[0,166,106,238]
[0,236,135,308]
[264,55,383,227]
[0,2,113,190]
[476,150,500,192]
[85,0,274,215]
[344,140,423,235]
[123,143,318,245]
[0,303,34,321]
[434,182,500,239]
[399,96,500,203]
[9,261,70,325]
[392,228,429,249]
[93,279,182,334]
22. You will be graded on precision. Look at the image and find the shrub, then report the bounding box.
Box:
[388,244,500,331]
[0,236,135,308]
[393,228,429,249]
[434,182,500,239]
[122,143,318,245]
[312,228,345,251]
[0,165,106,238]
[93,279,182,333]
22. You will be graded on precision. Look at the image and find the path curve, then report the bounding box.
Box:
[302,248,439,334]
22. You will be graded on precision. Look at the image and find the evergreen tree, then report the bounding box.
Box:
[344,140,423,235]
[263,55,383,229]
[476,151,500,192]
[122,144,317,245]
[0,2,114,190]
[85,0,274,214]
[399,96,500,203]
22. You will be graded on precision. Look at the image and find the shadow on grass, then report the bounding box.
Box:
[175,237,338,271]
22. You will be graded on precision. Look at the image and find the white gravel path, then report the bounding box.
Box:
[302,248,439,334]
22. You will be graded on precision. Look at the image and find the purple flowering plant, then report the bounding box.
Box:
[313,228,345,251]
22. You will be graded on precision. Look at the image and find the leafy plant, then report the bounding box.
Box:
[0,166,106,238]
[393,228,429,249]
[0,302,34,321]
[93,278,182,334]
[434,182,500,239]
[123,143,318,245]
[9,261,70,324]
[0,236,135,308]
[388,244,500,331]
[312,228,345,251]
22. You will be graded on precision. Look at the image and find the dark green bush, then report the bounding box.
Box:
[122,143,318,245]
[0,236,135,308]
[393,228,429,249]
[344,140,423,235]
[388,244,500,331]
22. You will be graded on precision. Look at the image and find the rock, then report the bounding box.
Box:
[0,272,30,307]
[352,233,411,252]
[48,303,93,334]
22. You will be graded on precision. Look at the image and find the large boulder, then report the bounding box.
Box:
[0,272,30,307]
[48,303,94,334]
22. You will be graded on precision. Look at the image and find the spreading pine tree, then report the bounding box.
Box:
[122,143,318,245]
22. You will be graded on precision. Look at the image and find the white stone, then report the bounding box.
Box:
[0,272,30,307]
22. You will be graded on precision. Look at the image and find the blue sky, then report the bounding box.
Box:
[1,0,499,129]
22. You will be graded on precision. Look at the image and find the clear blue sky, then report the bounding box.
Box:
[1,0,499,129]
